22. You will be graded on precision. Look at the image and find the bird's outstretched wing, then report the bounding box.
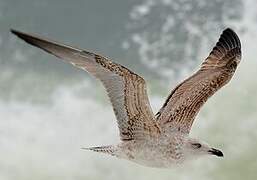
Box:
[11,29,160,141]
[156,28,241,134]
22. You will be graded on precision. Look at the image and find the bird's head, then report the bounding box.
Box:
[183,138,223,158]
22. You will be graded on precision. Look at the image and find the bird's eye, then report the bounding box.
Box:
[192,143,202,149]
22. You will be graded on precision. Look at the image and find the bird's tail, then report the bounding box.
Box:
[82,145,116,156]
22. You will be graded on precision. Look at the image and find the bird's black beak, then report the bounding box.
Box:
[208,148,224,157]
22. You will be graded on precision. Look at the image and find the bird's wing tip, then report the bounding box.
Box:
[10,28,21,36]
[10,28,33,43]
[220,28,241,48]
[206,27,241,61]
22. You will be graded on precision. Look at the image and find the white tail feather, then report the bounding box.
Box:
[82,145,116,156]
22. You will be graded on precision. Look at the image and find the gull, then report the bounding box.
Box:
[11,28,241,168]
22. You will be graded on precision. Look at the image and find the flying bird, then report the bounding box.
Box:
[11,28,241,168]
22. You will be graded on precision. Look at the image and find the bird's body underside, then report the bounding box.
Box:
[86,133,187,168]
[11,28,241,168]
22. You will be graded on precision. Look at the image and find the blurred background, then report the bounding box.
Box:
[0,0,257,179]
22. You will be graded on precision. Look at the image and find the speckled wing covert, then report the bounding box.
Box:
[155,28,241,134]
[11,29,160,141]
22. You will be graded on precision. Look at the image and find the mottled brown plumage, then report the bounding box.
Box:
[156,28,241,134]
[11,28,241,168]
[10,29,160,141]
